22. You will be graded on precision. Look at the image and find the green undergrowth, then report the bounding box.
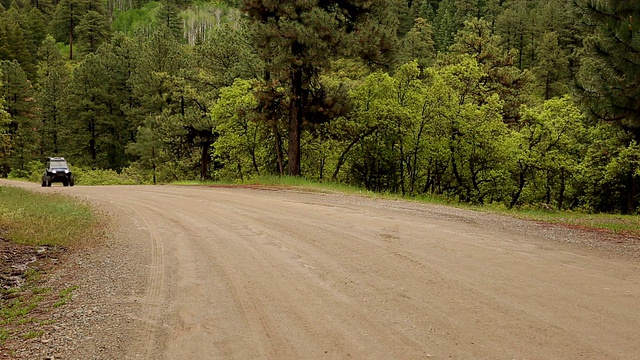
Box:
[176,176,640,237]
[0,186,93,347]
[0,186,96,246]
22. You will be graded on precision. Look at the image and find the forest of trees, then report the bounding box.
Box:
[0,0,639,214]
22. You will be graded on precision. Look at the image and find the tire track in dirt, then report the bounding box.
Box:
[108,198,166,359]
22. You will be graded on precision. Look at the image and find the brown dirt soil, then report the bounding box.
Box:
[0,237,63,292]
[1,179,639,359]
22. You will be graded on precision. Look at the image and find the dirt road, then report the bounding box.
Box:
[4,180,640,359]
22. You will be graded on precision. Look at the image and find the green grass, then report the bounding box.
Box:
[0,186,96,246]
[498,208,640,236]
[54,286,79,308]
[0,186,98,346]
[175,176,640,237]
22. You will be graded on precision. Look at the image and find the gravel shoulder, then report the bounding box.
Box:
[1,180,639,359]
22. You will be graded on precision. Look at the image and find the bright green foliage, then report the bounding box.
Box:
[578,125,639,213]
[511,96,585,209]
[182,3,242,44]
[111,1,160,36]
[340,58,512,203]
[436,58,512,203]
[210,79,267,180]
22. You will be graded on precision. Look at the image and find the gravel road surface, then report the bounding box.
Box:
[2,180,640,359]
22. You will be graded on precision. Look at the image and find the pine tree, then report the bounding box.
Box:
[75,10,111,54]
[433,0,457,52]
[50,0,88,59]
[449,18,532,122]
[575,0,640,213]
[36,36,68,157]
[398,17,436,70]
[243,0,397,176]
[576,1,640,133]
[26,8,47,57]
[60,53,109,167]
[2,8,35,78]
[495,0,534,70]
[0,60,37,173]
[0,69,11,174]
[532,31,569,100]
[156,0,182,39]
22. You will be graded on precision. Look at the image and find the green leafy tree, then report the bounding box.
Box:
[437,57,512,203]
[210,79,268,181]
[578,125,639,213]
[243,0,397,176]
[510,96,585,209]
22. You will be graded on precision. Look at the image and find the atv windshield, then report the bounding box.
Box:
[49,160,68,169]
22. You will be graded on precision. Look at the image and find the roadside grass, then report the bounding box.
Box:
[0,186,95,246]
[175,176,640,237]
[0,186,97,346]
[496,208,640,237]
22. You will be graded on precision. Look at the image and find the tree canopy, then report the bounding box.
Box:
[0,0,639,213]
